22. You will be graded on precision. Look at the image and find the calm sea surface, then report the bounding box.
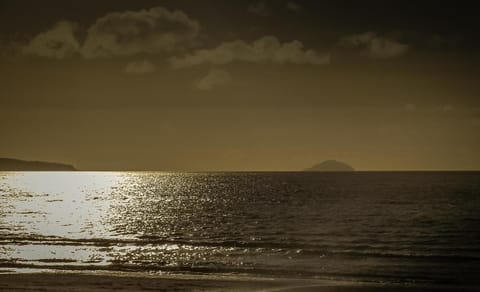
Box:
[1,172,479,287]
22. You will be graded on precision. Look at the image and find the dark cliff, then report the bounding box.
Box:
[0,158,76,171]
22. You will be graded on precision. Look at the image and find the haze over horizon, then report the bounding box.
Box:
[1,0,479,171]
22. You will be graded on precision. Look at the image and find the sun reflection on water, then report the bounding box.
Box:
[0,171,252,272]
[0,172,130,238]
[2,171,479,284]
[0,171,125,196]
[0,171,201,242]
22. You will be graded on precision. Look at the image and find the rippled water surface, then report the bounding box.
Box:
[1,171,480,287]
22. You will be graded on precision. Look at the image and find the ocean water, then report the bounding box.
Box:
[0,171,479,287]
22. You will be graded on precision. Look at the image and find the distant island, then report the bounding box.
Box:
[0,158,76,171]
[305,160,355,172]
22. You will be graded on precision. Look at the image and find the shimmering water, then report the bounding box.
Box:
[1,171,479,287]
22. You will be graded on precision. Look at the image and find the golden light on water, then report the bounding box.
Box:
[1,172,125,196]
[0,171,199,240]
[0,172,128,238]
[0,171,205,269]
[1,171,480,286]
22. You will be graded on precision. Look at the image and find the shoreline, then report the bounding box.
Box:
[0,272,475,291]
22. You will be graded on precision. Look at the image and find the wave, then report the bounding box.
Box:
[2,233,480,263]
[1,260,475,287]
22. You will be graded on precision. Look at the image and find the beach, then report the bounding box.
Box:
[0,272,473,291]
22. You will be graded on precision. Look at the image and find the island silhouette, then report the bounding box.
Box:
[0,158,76,171]
[1,157,356,172]
[305,160,355,172]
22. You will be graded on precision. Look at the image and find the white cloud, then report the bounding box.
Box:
[82,7,200,58]
[170,36,330,68]
[195,69,232,91]
[22,21,80,59]
[124,60,156,74]
[248,1,269,16]
[286,1,302,12]
[339,32,409,58]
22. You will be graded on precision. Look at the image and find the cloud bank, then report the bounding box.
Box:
[339,32,409,58]
[21,7,199,59]
[22,21,80,59]
[170,36,330,68]
[82,7,200,58]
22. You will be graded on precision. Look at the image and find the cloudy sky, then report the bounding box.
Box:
[1,0,479,170]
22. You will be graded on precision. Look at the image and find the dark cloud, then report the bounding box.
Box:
[22,21,80,59]
[19,7,200,59]
[82,7,200,58]
[339,32,409,58]
[170,36,330,68]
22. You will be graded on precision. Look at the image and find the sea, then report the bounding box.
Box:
[1,171,479,289]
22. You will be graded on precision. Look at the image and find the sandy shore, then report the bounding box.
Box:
[0,272,473,291]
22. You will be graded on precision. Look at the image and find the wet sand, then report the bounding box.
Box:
[0,273,473,291]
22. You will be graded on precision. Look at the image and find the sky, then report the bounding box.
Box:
[1,0,479,171]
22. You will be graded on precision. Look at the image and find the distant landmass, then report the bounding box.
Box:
[0,158,76,171]
[305,160,355,172]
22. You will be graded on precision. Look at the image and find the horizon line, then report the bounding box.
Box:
[1,169,480,173]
